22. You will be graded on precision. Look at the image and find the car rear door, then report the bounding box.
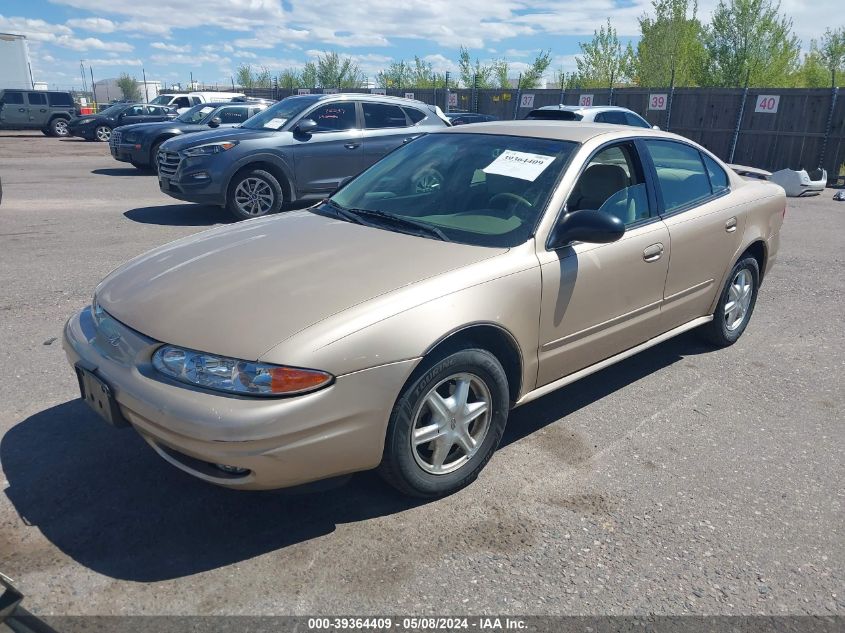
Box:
[361,101,420,166]
[536,140,671,386]
[641,139,745,331]
[290,100,363,195]
[26,92,49,127]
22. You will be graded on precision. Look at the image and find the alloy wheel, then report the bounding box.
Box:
[410,372,492,475]
[724,268,753,331]
[54,120,69,136]
[95,126,111,142]
[233,177,275,216]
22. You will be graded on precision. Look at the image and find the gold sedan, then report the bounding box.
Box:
[64,121,785,497]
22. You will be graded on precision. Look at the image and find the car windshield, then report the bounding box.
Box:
[241,95,321,130]
[176,104,218,124]
[96,104,128,117]
[149,95,173,105]
[323,133,578,247]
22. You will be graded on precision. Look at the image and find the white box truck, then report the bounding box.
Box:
[0,33,33,90]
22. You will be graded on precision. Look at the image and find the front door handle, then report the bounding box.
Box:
[725,217,737,233]
[344,142,360,149]
[402,136,419,144]
[18,108,26,112]
[643,243,664,262]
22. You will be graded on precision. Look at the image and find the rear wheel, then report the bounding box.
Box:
[698,255,759,346]
[50,118,70,137]
[226,169,283,220]
[379,346,509,497]
[41,128,54,137]
[94,125,112,142]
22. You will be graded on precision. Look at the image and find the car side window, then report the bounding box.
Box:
[363,102,409,129]
[624,112,650,128]
[702,153,729,193]
[594,111,627,125]
[402,107,426,124]
[2,92,24,105]
[307,102,357,132]
[216,107,249,124]
[27,92,47,106]
[48,92,73,107]
[128,105,146,116]
[566,142,651,225]
[191,97,202,105]
[644,140,715,213]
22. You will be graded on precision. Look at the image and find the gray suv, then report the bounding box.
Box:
[158,94,450,219]
[0,89,76,137]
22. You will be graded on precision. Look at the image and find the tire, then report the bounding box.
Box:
[379,346,509,498]
[130,160,150,171]
[150,141,164,174]
[698,255,760,347]
[94,125,112,142]
[41,128,54,137]
[50,118,70,137]
[226,168,283,220]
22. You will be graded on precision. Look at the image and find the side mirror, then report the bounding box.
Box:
[548,209,625,248]
[295,118,318,134]
[652,125,661,130]
[208,116,222,128]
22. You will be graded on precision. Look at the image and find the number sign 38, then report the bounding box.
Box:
[754,95,780,113]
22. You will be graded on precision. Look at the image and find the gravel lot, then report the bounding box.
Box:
[0,131,842,617]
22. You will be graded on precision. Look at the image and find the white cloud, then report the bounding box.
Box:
[55,35,134,52]
[85,57,143,66]
[151,41,191,53]
[66,17,116,33]
[0,15,73,41]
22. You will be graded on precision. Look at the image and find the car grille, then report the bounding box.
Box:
[158,150,180,177]
[109,129,121,149]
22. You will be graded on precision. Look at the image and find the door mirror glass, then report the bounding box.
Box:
[208,116,222,128]
[295,118,318,134]
[549,209,625,248]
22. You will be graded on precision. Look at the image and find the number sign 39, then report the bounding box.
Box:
[754,95,780,113]
[648,94,668,110]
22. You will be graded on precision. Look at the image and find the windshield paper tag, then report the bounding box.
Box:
[200,107,214,114]
[483,150,556,181]
[263,117,287,129]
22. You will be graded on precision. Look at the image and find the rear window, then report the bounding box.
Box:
[27,92,47,106]
[624,112,650,128]
[363,102,409,129]
[644,140,714,213]
[1,92,24,105]
[402,107,426,124]
[48,92,73,107]
[525,109,580,121]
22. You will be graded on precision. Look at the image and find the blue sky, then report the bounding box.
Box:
[1,0,836,90]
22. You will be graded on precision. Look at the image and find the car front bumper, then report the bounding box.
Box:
[110,143,145,165]
[157,151,228,205]
[63,306,417,490]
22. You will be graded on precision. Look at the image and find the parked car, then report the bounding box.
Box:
[0,89,76,137]
[444,111,498,125]
[157,93,450,219]
[67,103,177,142]
[526,105,653,128]
[109,101,271,171]
[149,91,247,113]
[65,122,785,497]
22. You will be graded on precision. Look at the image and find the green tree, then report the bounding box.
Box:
[575,20,634,87]
[254,66,272,89]
[236,64,255,89]
[407,56,445,88]
[458,46,495,88]
[301,61,318,88]
[377,60,413,88]
[309,51,364,89]
[699,0,800,87]
[519,50,553,88]
[819,27,845,87]
[794,41,830,87]
[276,68,301,89]
[635,0,707,87]
[116,73,140,101]
[492,58,510,88]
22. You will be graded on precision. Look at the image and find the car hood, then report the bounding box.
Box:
[117,121,205,135]
[161,126,280,150]
[96,210,506,362]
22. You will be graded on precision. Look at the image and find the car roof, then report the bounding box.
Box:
[306,92,431,106]
[438,119,670,143]
[537,105,636,113]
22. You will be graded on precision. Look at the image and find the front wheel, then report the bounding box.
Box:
[226,169,283,220]
[94,125,112,142]
[379,347,509,497]
[698,255,760,346]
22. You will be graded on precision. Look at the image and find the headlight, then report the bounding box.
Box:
[152,345,333,396]
[123,133,137,143]
[77,118,95,124]
[182,141,239,157]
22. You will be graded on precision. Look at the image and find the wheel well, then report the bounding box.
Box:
[150,135,174,160]
[420,325,523,404]
[48,114,69,123]
[742,240,767,280]
[230,161,292,203]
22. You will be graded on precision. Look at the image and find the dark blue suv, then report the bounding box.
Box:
[157,94,450,220]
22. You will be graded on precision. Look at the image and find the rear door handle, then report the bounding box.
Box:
[725,217,737,233]
[18,108,26,112]
[643,243,664,262]
[344,142,360,149]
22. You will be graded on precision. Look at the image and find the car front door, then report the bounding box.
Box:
[145,105,173,122]
[641,139,745,331]
[26,92,49,127]
[116,105,146,126]
[536,140,671,386]
[290,101,363,195]
[361,101,419,168]
[0,92,29,128]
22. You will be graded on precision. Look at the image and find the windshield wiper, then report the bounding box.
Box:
[346,208,451,242]
[321,199,366,225]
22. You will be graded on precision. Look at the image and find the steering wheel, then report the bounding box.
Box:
[489,192,533,214]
